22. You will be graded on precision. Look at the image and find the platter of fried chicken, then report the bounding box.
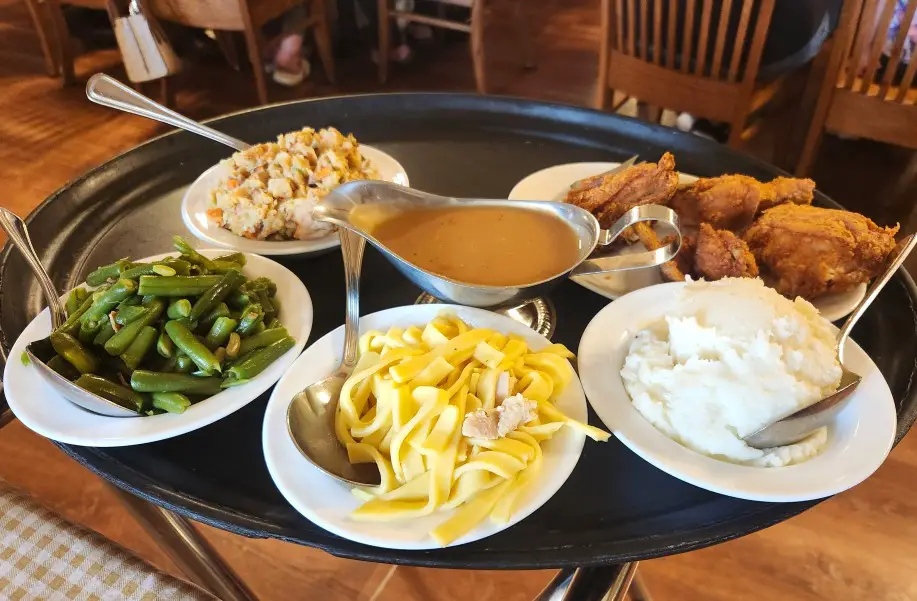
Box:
[509,154,900,321]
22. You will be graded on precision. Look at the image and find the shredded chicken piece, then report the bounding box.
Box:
[693,223,759,280]
[461,394,538,440]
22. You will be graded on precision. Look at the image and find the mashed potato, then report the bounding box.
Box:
[620,278,842,467]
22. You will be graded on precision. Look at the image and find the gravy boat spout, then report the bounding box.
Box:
[313,181,681,308]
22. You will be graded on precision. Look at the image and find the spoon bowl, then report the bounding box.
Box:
[0,208,138,418]
[313,180,683,308]
[744,233,917,449]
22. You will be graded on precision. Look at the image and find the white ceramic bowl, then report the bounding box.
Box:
[576,282,896,502]
[262,304,591,549]
[182,145,409,256]
[3,250,312,446]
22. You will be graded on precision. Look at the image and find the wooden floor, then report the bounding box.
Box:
[3,0,917,599]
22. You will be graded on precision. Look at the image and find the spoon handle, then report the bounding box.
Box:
[837,233,917,363]
[0,208,65,329]
[340,230,365,371]
[85,74,251,152]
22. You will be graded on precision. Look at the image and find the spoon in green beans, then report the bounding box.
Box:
[0,208,138,417]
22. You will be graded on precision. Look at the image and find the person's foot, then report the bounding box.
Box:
[273,58,311,87]
[271,33,308,87]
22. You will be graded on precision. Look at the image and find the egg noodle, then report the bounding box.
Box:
[335,312,609,546]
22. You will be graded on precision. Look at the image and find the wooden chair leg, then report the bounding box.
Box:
[47,0,75,85]
[636,101,661,123]
[512,0,535,70]
[24,0,59,76]
[241,25,269,105]
[470,0,487,94]
[377,0,390,84]
[312,0,336,85]
[160,76,175,108]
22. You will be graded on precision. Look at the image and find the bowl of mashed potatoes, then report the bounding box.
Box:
[577,278,896,502]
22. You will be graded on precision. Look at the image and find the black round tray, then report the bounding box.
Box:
[2,94,916,569]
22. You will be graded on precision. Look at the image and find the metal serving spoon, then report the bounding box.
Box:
[285,231,380,486]
[86,73,250,151]
[744,233,917,449]
[0,208,138,417]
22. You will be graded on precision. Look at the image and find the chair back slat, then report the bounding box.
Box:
[615,0,625,52]
[879,0,917,98]
[640,0,649,58]
[653,0,664,63]
[694,0,714,75]
[666,0,678,67]
[843,0,881,88]
[895,51,917,101]
[727,0,754,81]
[710,0,733,77]
[627,0,637,55]
[858,0,899,91]
[680,0,696,72]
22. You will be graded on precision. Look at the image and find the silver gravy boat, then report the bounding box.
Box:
[312,181,682,307]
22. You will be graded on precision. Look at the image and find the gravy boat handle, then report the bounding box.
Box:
[570,205,682,277]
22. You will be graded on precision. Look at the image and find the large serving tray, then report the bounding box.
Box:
[2,94,916,569]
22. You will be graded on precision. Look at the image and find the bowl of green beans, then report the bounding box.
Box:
[4,237,313,446]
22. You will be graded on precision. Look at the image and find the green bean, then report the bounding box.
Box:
[190,269,245,321]
[47,355,80,380]
[252,277,277,297]
[225,332,241,360]
[167,298,192,319]
[200,302,230,328]
[256,289,276,323]
[130,370,223,394]
[238,327,289,356]
[236,303,264,336]
[122,325,158,370]
[214,347,226,365]
[137,275,222,296]
[175,354,194,373]
[93,320,116,345]
[160,353,179,373]
[121,263,175,279]
[50,331,98,374]
[75,374,148,413]
[204,317,238,350]
[141,295,158,306]
[164,320,222,373]
[151,392,192,414]
[78,319,102,345]
[224,336,294,383]
[81,279,138,325]
[266,317,281,330]
[65,288,88,315]
[58,294,96,335]
[115,305,148,325]
[172,236,218,271]
[104,299,165,356]
[215,252,246,266]
[227,291,251,310]
[117,295,143,308]
[85,258,130,286]
[160,258,191,276]
[157,329,174,358]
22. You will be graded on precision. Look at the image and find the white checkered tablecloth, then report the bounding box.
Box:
[0,482,216,601]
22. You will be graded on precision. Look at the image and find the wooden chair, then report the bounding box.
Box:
[24,0,108,84]
[150,0,336,105]
[376,0,533,94]
[595,0,780,147]
[796,0,917,176]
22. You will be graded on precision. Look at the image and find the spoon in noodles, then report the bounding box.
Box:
[285,231,380,486]
[744,233,917,449]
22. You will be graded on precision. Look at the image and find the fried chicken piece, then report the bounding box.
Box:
[694,223,759,280]
[758,176,815,211]
[633,222,695,282]
[670,174,816,231]
[565,153,679,229]
[744,204,899,299]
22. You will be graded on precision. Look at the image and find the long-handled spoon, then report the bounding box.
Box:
[0,208,138,417]
[86,73,251,151]
[744,233,917,449]
[285,231,379,486]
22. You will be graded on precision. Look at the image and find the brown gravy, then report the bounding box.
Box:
[370,206,582,286]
